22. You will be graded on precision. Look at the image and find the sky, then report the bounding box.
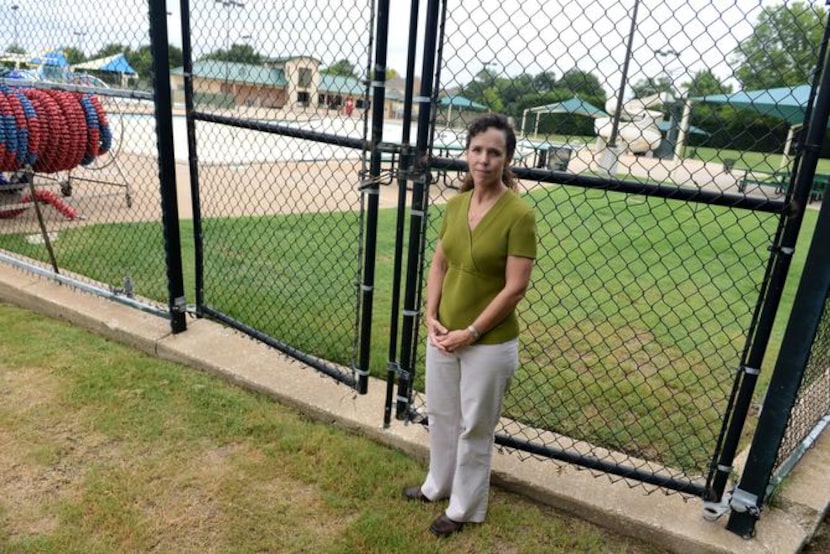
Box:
[1,0,818,98]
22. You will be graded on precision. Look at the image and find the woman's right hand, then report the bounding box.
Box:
[426,315,449,351]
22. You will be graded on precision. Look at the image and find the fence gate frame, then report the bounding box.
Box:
[176,0,385,394]
[380,0,827,505]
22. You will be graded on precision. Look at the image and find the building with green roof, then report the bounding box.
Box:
[171,56,369,113]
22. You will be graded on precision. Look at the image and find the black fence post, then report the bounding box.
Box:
[707,31,830,507]
[149,0,187,333]
[724,55,830,540]
[179,0,204,316]
[395,0,442,419]
[357,0,391,395]
[726,180,830,538]
[384,0,422,427]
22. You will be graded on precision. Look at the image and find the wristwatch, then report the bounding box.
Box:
[467,324,481,341]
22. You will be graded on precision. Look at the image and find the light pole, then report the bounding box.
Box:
[10,4,19,49]
[215,0,244,91]
[240,33,253,57]
[599,0,640,176]
[654,48,680,99]
[73,30,87,57]
[216,0,244,58]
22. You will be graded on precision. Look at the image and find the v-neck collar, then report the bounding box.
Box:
[466,189,510,234]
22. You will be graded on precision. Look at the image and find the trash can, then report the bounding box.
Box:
[547,146,573,171]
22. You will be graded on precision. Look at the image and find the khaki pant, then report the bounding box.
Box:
[420,338,519,522]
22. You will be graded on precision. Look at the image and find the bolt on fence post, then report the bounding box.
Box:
[149,0,187,334]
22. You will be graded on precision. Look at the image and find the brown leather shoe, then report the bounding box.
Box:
[402,485,431,503]
[429,513,464,537]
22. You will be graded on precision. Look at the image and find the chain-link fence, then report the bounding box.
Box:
[2,0,827,508]
[773,290,830,482]
[389,0,828,496]
[181,0,376,385]
[0,1,170,315]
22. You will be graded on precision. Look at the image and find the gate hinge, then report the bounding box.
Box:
[172,295,187,313]
[387,361,411,381]
[386,361,401,375]
[730,488,761,518]
[702,491,731,521]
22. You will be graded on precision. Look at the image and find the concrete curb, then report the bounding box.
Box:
[0,263,826,553]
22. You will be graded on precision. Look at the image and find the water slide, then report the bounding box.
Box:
[594,93,666,154]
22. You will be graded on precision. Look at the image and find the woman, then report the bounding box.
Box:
[403,114,537,537]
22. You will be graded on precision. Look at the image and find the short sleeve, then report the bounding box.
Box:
[508,208,537,259]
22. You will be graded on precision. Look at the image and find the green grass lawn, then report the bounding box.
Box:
[0,185,818,474]
[0,301,665,553]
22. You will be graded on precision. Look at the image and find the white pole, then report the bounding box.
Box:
[780,124,802,171]
[520,109,528,137]
[674,99,692,160]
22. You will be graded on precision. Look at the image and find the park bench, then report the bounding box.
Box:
[737,170,826,203]
[737,169,790,195]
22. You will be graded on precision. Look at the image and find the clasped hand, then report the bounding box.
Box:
[427,317,473,354]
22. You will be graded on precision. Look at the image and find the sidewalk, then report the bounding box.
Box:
[0,262,826,554]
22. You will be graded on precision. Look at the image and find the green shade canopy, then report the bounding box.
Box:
[691,85,811,126]
[525,97,606,118]
[520,97,606,136]
[439,94,488,111]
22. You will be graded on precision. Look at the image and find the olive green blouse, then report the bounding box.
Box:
[437,189,537,344]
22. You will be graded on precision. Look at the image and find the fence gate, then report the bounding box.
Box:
[179,0,382,391]
[383,0,827,505]
[176,0,827,506]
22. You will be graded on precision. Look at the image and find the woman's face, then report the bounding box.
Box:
[466,127,510,188]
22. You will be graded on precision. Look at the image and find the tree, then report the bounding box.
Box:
[681,69,732,98]
[322,59,357,78]
[630,76,671,98]
[733,2,826,89]
[202,43,262,65]
[124,44,183,81]
[532,70,557,92]
[96,43,131,59]
[558,69,605,101]
[63,47,85,65]
[386,68,399,80]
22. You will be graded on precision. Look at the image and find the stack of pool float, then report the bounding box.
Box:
[0,85,112,219]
